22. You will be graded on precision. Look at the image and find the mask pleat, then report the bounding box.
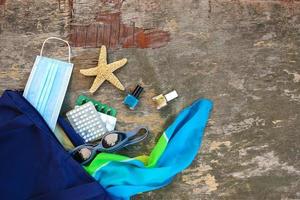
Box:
[26,57,51,108]
[39,61,59,115]
[35,61,55,111]
[47,63,73,127]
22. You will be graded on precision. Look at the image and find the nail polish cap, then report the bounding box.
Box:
[131,85,144,99]
[164,90,178,102]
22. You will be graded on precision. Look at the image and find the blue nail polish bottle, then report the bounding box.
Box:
[123,85,144,110]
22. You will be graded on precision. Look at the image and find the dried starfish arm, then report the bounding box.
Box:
[108,58,127,72]
[80,67,99,76]
[98,45,107,64]
[89,76,106,94]
[105,73,125,91]
[80,45,127,93]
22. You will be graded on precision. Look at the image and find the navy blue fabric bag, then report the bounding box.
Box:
[0,90,111,200]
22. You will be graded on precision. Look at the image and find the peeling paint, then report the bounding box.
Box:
[165,19,179,33]
[229,78,245,90]
[69,1,170,49]
[253,40,274,47]
[190,174,219,194]
[182,164,218,194]
[272,119,284,128]
[209,141,231,151]
[283,89,300,102]
[203,174,219,192]
[223,117,265,135]
[183,164,213,175]
[232,152,300,179]
[238,145,269,157]
[284,69,300,83]
[228,71,245,90]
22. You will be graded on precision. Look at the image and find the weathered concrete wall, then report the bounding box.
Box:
[0,0,299,199]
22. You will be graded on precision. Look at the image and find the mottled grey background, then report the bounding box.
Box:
[0,0,299,199]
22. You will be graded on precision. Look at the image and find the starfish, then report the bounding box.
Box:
[80,45,127,93]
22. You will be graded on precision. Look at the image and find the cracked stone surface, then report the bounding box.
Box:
[0,0,299,199]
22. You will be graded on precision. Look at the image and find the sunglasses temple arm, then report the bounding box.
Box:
[124,129,149,147]
[126,126,148,137]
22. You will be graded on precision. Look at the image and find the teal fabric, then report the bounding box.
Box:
[85,98,213,199]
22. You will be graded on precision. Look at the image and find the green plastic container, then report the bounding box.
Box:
[75,95,117,117]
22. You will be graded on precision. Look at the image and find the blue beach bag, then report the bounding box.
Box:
[0,90,111,200]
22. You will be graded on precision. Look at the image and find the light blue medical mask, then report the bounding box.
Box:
[23,37,73,131]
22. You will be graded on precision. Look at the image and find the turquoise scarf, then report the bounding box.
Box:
[85,98,213,199]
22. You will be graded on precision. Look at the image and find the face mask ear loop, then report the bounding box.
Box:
[40,37,71,63]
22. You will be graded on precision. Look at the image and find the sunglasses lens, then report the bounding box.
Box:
[73,148,92,163]
[102,133,121,148]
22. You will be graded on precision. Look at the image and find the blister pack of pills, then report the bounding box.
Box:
[66,102,108,143]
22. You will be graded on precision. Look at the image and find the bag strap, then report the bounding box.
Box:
[40,37,71,63]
